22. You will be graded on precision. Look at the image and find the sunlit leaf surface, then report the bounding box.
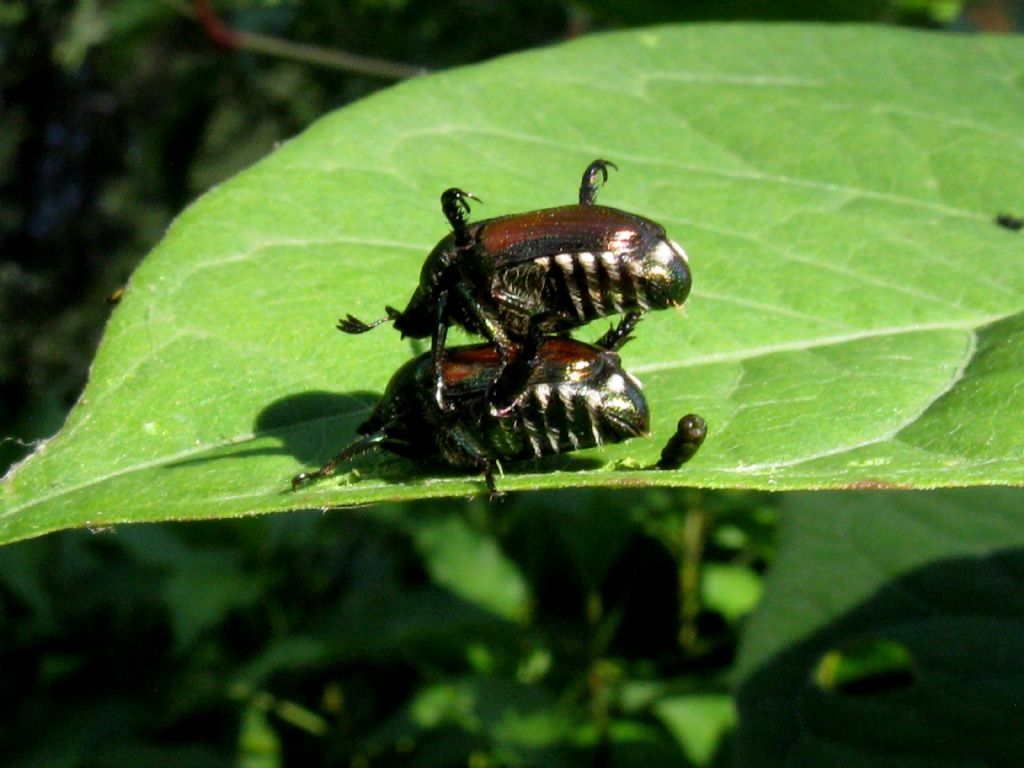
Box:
[3,25,1023,543]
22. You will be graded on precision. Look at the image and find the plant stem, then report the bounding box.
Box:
[180,0,427,79]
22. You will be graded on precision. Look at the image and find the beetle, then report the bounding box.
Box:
[292,314,649,496]
[339,159,691,410]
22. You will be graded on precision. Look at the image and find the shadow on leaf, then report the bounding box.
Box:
[170,389,606,493]
[736,547,1024,765]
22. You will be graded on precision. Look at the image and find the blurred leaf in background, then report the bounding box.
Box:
[0,487,772,765]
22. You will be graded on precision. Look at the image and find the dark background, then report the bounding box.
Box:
[1,2,1019,766]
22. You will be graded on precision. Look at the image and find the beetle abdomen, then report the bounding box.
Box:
[486,363,649,459]
[499,240,692,331]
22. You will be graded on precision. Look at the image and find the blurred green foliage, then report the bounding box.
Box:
[0,487,776,765]
[1,0,1012,765]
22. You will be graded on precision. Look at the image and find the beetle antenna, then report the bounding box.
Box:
[654,414,707,470]
[579,159,618,205]
[291,431,389,490]
[441,188,480,247]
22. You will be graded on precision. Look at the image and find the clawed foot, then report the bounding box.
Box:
[481,461,504,501]
[291,471,318,491]
[337,314,385,334]
[337,306,402,334]
[579,159,618,205]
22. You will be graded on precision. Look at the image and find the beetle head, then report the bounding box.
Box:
[391,237,460,338]
[356,353,434,453]
[390,285,435,339]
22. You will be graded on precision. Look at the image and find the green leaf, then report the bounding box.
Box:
[236,704,282,768]
[374,676,573,762]
[734,488,1024,766]
[700,562,763,624]
[653,693,736,766]
[3,25,1024,543]
[405,511,530,622]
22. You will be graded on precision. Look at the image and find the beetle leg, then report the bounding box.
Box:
[337,314,387,334]
[437,421,502,498]
[449,280,523,413]
[452,280,524,415]
[453,280,515,352]
[441,188,481,247]
[579,159,618,205]
[482,461,501,499]
[291,430,389,490]
[595,311,642,351]
[488,324,541,416]
[337,306,403,334]
[428,289,454,412]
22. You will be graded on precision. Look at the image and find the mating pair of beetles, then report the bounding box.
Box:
[292,159,706,495]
